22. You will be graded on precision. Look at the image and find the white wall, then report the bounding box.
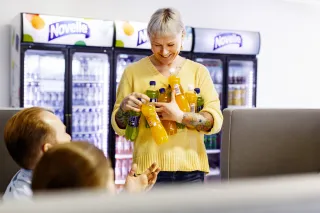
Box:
[0,0,320,107]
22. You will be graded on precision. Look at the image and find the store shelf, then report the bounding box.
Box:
[115,154,133,159]
[206,149,220,154]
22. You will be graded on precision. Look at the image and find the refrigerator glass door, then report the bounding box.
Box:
[116,54,146,91]
[114,53,147,188]
[228,60,256,108]
[23,49,65,122]
[71,52,110,156]
[195,58,223,108]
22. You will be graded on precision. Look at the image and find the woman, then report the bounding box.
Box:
[111,8,223,184]
[31,141,160,193]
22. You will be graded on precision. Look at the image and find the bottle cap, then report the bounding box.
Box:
[150,81,156,86]
[194,88,200,94]
[169,68,176,74]
[159,88,166,94]
[188,84,195,91]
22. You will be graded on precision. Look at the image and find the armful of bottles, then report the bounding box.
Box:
[125,81,204,145]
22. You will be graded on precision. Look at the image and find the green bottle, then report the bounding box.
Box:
[194,88,204,113]
[125,98,142,141]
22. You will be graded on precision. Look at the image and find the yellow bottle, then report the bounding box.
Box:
[185,84,197,113]
[168,68,190,112]
[158,88,177,135]
[141,101,168,145]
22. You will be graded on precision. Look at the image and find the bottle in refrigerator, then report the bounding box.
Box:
[232,86,241,106]
[168,68,190,112]
[240,86,247,106]
[158,88,177,136]
[141,101,168,145]
[194,88,204,113]
[115,159,122,180]
[185,84,197,113]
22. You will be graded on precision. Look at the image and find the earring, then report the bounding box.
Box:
[180,45,183,50]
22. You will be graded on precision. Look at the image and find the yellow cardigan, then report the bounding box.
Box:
[111,57,223,174]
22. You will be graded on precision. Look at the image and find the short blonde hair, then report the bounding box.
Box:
[32,141,112,192]
[147,8,185,37]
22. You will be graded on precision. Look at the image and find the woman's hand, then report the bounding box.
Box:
[120,92,150,112]
[155,90,184,123]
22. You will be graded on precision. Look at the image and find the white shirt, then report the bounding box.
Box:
[2,169,33,201]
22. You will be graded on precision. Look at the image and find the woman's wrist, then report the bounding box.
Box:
[176,110,184,123]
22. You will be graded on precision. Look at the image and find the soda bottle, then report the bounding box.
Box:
[194,88,204,113]
[141,100,168,145]
[125,99,142,142]
[168,68,190,112]
[185,84,197,113]
[158,88,177,135]
[145,80,159,128]
[146,80,158,102]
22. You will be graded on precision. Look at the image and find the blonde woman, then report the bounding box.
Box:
[111,8,223,184]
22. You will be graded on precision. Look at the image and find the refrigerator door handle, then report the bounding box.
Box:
[65,113,72,135]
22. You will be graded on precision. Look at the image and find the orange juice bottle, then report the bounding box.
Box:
[185,84,197,113]
[158,88,177,135]
[168,68,190,112]
[141,100,168,145]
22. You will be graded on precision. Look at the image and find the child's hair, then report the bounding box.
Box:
[4,107,56,169]
[31,141,112,192]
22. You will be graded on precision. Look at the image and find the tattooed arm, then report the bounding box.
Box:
[181,111,214,132]
[115,107,129,129]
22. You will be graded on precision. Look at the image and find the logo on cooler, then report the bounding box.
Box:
[213,33,242,50]
[48,21,90,41]
[137,28,148,46]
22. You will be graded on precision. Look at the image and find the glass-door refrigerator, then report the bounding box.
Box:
[192,27,261,181]
[10,13,114,156]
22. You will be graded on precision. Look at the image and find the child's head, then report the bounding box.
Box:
[4,107,71,170]
[31,141,115,193]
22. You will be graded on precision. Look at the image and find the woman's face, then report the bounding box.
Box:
[149,31,183,65]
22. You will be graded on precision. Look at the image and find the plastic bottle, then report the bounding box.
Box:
[125,108,141,142]
[141,100,168,145]
[145,81,159,128]
[146,81,158,102]
[185,84,197,113]
[168,68,190,112]
[158,88,177,135]
[194,88,204,113]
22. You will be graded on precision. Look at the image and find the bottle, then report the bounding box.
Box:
[141,100,168,145]
[168,68,190,112]
[125,109,141,142]
[194,88,204,113]
[185,84,197,113]
[158,88,177,135]
[146,81,158,103]
[145,81,159,128]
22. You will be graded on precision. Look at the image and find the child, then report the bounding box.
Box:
[32,141,160,193]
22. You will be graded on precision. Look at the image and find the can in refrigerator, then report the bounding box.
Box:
[232,86,241,106]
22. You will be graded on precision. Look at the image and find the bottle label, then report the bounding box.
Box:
[150,98,157,103]
[190,103,196,113]
[197,105,204,112]
[174,84,181,95]
[128,115,140,127]
[146,117,157,127]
